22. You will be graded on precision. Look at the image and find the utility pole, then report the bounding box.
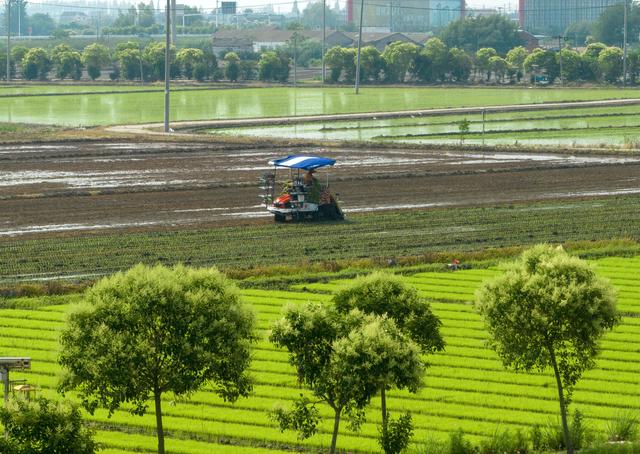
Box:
[6,0,10,83]
[354,0,364,94]
[322,0,325,84]
[556,35,563,86]
[164,0,170,132]
[215,0,218,28]
[171,0,176,44]
[623,0,628,86]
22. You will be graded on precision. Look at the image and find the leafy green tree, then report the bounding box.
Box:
[489,55,508,83]
[28,13,56,36]
[593,2,640,46]
[417,37,450,83]
[458,118,471,143]
[137,2,155,27]
[628,47,640,84]
[506,46,528,82]
[270,303,423,454]
[325,46,350,82]
[598,46,624,83]
[440,14,524,54]
[524,48,559,83]
[223,51,240,81]
[475,47,497,81]
[564,21,594,47]
[82,43,110,80]
[332,272,444,428]
[558,48,582,82]
[0,397,97,454]
[258,50,290,82]
[143,42,178,81]
[580,42,608,81]
[359,46,384,82]
[177,48,205,79]
[301,1,338,29]
[448,47,473,83]
[59,264,255,454]
[382,41,419,83]
[21,47,50,80]
[115,47,142,80]
[52,44,83,80]
[113,5,137,27]
[476,245,619,454]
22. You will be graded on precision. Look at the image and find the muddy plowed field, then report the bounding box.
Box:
[2,141,639,237]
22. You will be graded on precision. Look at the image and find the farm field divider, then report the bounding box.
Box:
[1,255,640,453]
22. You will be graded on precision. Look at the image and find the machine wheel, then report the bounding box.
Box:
[274,213,286,223]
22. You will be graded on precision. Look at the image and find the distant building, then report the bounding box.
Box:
[519,0,622,34]
[347,0,464,33]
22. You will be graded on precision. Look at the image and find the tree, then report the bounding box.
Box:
[489,56,508,83]
[115,46,142,80]
[565,21,594,47]
[524,48,559,83]
[382,41,419,83]
[52,44,83,80]
[143,42,178,81]
[593,2,640,46]
[258,50,290,82]
[458,118,471,143]
[21,47,50,80]
[177,48,205,79]
[476,47,497,81]
[440,14,524,54]
[476,245,619,454]
[28,13,56,36]
[137,2,155,27]
[58,264,255,454]
[448,47,473,83]
[332,272,444,429]
[224,51,240,81]
[359,46,384,82]
[0,397,97,454]
[421,38,450,82]
[506,46,528,82]
[598,46,624,83]
[325,46,355,83]
[82,43,110,80]
[301,1,338,29]
[270,303,423,454]
[558,48,582,82]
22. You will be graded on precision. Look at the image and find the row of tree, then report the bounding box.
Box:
[324,40,634,85]
[0,244,611,454]
[0,41,293,82]
[1,38,635,85]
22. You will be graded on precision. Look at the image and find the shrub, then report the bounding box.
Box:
[379,412,413,454]
[606,411,640,442]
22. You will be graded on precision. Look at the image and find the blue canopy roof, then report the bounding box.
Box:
[269,155,336,170]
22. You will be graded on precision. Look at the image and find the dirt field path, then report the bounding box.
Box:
[1,141,639,237]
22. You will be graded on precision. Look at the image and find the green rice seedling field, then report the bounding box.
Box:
[1,256,639,452]
[2,196,640,283]
[212,103,640,147]
[1,86,640,126]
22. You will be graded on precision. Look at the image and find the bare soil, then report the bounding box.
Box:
[2,141,640,237]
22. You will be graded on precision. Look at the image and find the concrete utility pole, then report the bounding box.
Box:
[164,0,170,132]
[6,0,11,83]
[170,0,176,44]
[623,0,628,86]
[354,0,364,94]
[556,35,564,86]
[322,0,326,84]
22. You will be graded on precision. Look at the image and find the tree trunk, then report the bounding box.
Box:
[329,407,342,454]
[381,388,387,427]
[549,348,573,454]
[154,388,165,454]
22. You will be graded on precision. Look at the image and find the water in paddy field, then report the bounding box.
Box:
[2,86,640,126]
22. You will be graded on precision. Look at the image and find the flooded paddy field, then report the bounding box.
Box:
[210,104,640,147]
[1,140,639,238]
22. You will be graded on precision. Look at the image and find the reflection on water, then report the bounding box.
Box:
[2,86,640,126]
